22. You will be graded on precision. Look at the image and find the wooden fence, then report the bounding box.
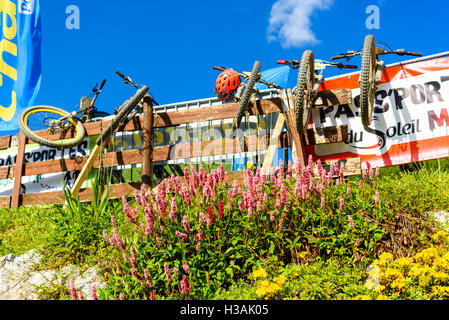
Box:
[0,88,362,208]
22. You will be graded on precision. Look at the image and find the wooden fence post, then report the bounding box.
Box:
[11,132,26,208]
[141,96,154,189]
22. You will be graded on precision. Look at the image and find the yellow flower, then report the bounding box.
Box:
[378,252,393,264]
[274,275,287,286]
[376,294,388,300]
[394,257,413,268]
[255,280,282,299]
[432,230,449,243]
[252,268,268,280]
[298,251,308,259]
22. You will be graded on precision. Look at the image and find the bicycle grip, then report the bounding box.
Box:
[98,79,107,90]
[116,71,126,79]
[213,66,226,71]
[342,65,358,69]
[277,60,291,65]
[407,52,423,57]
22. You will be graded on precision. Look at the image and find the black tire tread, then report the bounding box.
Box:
[96,86,149,145]
[359,34,376,126]
[295,50,315,134]
[232,61,261,131]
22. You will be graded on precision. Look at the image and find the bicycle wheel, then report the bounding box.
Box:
[359,34,376,126]
[232,61,261,131]
[96,86,149,145]
[18,105,85,149]
[295,50,315,135]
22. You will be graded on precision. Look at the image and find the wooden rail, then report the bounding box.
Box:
[1,90,358,208]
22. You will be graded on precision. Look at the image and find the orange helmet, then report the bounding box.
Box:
[214,69,241,101]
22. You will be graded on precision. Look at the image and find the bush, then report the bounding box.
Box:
[97,157,407,300]
[43,176,123,267]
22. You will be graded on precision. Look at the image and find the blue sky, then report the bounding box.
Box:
[23,0,449,133]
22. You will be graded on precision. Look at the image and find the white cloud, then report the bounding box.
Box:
[267,0,334,48]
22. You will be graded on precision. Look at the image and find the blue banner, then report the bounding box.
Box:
[0,0,41,131]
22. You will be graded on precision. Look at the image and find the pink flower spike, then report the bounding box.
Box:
[144,268,154,287]
[70,279,77,300]
[375,189,380,205]
[164,262,172,283]
[181,275,190,295]
[182,262,190,275]
[348,215,354,228]
[339,195,345,211]
[119,292,125,300]
[91,284,98,300]
[182,215,191,232]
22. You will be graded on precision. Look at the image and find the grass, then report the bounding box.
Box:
[1,158,449,300]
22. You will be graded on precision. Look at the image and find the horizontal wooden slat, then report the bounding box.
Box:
[0,136,11,150]
[13,135,290,177]
[314,88,352,107]
[30,98,284,141]
[0,166,10,179]
[304,125,349,145]
[0,196,11,208]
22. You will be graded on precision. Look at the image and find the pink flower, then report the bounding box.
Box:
[173,267,178,276]
[113,228,125,251]
[320,194,325,209]
[181,275,190,295]
[182,215,190,232]
[91,284,98,300]
[194,227,205,241]
[175,230,188,241]
[375,166,380,178]
[70,279,77,300]
[199,212,206,225]
[78,290,84,300]
[218,200,224,219]
[219,163,225,182]
[375,189,380,205]
[270,210,275,222]
[182,262,190,275]
[169,197,177,220]
[164,262,172,283]
[348,215,354,228]
[144,269,153,287]
[150,291,156,300]
[339,195,345,211]
[208,206,215,223]
[119,292,125,300]
[195,241,201,251]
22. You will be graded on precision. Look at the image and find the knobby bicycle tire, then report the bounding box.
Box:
[95,86,149,146]
[18,105,86,149]
[232,61,262,131]
[359,34,376,126]
[294,50,315,135]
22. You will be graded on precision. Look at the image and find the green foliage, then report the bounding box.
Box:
[0,205,56,256]
[43,175,122,267]
[213,261,373,300]
[98,159,432,300]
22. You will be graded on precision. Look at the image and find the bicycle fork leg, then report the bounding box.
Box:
[71,143,103,197]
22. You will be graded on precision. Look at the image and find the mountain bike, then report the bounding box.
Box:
[332,34,422,126]
[213,61,282,131]
[18,75,150,149]
[18,80,108,149]
[278,53,358,134]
